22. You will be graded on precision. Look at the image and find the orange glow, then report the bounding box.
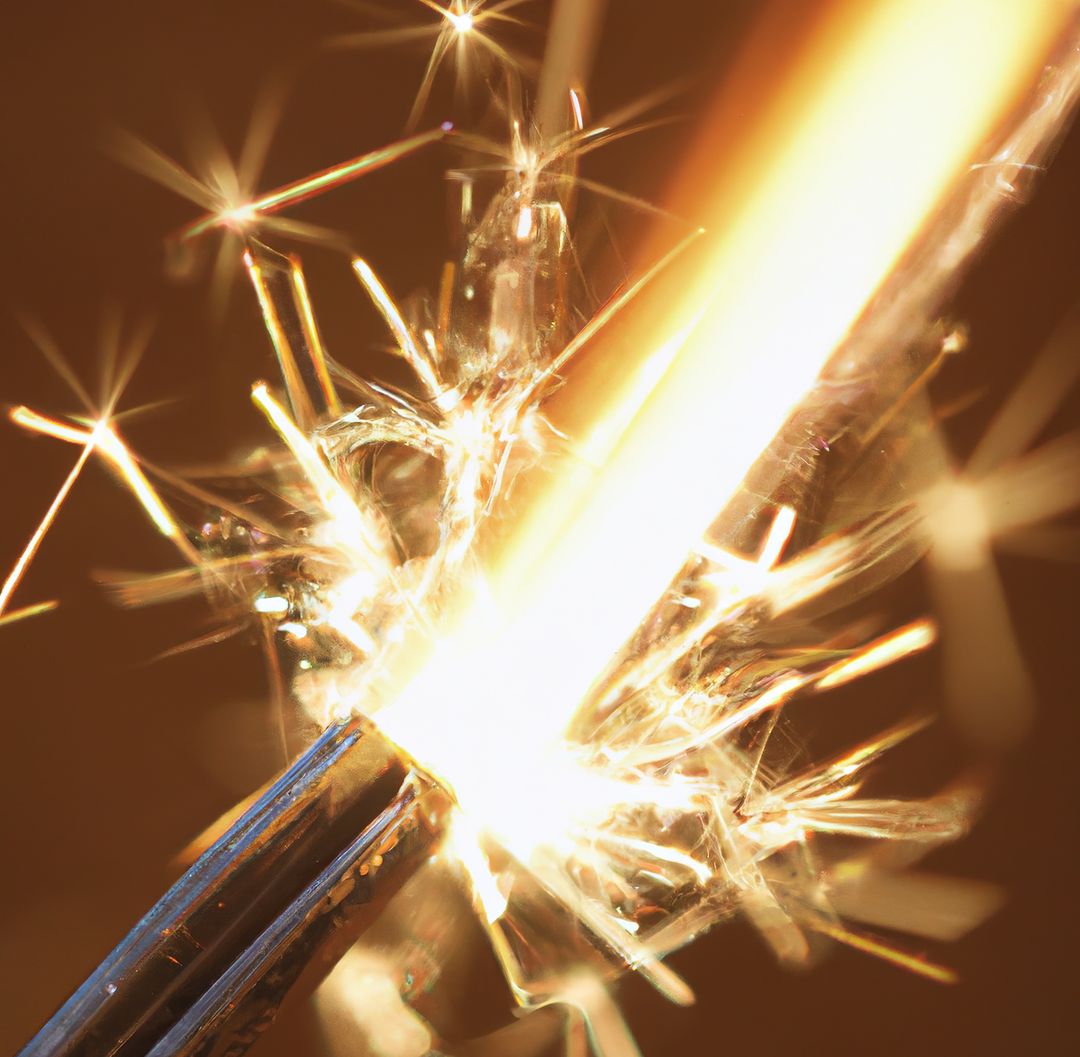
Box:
[816,619,937,691]
[569,87,585,131]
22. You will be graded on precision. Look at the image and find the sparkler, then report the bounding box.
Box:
[9,1,1080,1055]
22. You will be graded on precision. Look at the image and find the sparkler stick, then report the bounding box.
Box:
[18,723,447,1057]
[13,1,1080,1055]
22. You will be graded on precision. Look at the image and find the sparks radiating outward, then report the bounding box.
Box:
[3,319,199,621]
[7,0,1080,1053]
[114,119,454,316]
[333,1,536,129]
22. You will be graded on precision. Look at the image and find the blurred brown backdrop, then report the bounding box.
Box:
[1,2,1078,1054]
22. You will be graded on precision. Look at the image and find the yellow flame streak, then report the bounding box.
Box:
[244,251,319,431]
[584,505,800,746]
[771,718,934,807]
[699,503,797,599]
[597,833,711,885]
[10,406,93,447]
[756,503,796,570]
[445,810,509,923]
[811,920,958,985]
[290,257,342,416]
[9,406,199,566]
[687,674,806,751]
[816,619,937,691]
[351,258,446,404]
[574,314,700,469]
[378,0,1068,861]
[250,383,390,571]
[569,87,585,131]
[179,127,449,242]
[0,599,59,629]
[1,416,98,615]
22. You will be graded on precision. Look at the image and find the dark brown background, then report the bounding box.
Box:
[1,2,1078,1054]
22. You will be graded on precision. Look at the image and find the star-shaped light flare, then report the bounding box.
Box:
[333,1,537,130]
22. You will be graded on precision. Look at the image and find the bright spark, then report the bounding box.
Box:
[816,620,937,691]
[10,407,199,565]
[334,1,534,129]
[0,417,99,618]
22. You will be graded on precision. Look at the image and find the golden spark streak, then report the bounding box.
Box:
[244,250,319,429]
[756,504,796,570]
[598,834,711,885]
[351,258,444,401]
[694,675,807,748]
[290,259,341,416]
[1,416,98,616]
[9,406,200,566]
[98,433,195,558]
[250,383,389,570]
[485,0,1069,676]
[10,406,93,447]
[0,600,59,629]
[816,620,937,691]
[377,0,1070,857]
[178,127,450,242]
[446,810,509,923]
[812,920,958,985]
[569,88,585,131]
